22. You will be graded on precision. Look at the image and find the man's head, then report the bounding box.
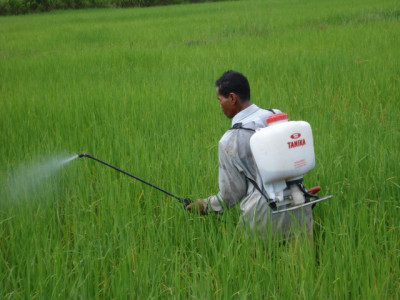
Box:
[215,70,251,119]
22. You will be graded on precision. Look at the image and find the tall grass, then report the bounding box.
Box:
[0,0,220,16]
[1,0,399,298]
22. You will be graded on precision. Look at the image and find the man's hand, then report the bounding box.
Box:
[186,199,207,215]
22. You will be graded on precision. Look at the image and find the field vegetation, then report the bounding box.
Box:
[0,0,220,16]
[1,0,399,298]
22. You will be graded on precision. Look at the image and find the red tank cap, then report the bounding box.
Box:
[267,113,289,124]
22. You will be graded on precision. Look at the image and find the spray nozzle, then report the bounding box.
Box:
[78,153,89,158]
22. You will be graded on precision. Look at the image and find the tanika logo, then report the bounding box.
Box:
[287,139,306,149]
[290,133,301,139]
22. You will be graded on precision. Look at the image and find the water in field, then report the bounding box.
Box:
[1,153,79,203]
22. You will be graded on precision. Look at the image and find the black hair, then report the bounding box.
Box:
[215,70,250,102]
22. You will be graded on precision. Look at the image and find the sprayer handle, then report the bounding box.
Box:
[180,198,192,207]
[307,186,321,195]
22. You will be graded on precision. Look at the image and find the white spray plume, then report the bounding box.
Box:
[1,153,79,203]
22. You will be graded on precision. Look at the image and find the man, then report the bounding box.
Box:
[187,70,313,238]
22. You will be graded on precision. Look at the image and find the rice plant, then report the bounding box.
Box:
[1,0,399,298]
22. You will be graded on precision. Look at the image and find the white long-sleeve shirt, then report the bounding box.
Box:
[203,105,278,228]
[203,104,313,236]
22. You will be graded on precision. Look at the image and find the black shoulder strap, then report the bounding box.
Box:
[230,122,256,132]
[267,108,276,114]
[230,122,277,211]
[246,176,277,211]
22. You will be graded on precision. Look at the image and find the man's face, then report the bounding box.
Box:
[217,88,236,119]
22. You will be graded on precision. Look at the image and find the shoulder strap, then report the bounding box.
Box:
[267,108,276,114]
[230,122,256,132]
[246,176,277,211]
[230,122,277,211]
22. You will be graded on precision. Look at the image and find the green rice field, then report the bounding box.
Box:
[1,0,399,298]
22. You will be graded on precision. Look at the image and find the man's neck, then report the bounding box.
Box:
[234,100,252,116]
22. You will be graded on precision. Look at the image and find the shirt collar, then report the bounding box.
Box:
[231,104,259,127]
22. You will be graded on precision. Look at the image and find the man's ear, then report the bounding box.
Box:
[229,92,239,104]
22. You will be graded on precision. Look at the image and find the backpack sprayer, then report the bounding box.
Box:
[249,112,333,214]
[78,113,332,214]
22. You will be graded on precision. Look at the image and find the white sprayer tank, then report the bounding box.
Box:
[250,113,315,202]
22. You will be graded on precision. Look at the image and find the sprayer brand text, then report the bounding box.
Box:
[287,139,306,149]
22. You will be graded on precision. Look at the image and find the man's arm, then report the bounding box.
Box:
[216,144,247,207]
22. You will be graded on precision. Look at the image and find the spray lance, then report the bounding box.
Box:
[78,153,192,207]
